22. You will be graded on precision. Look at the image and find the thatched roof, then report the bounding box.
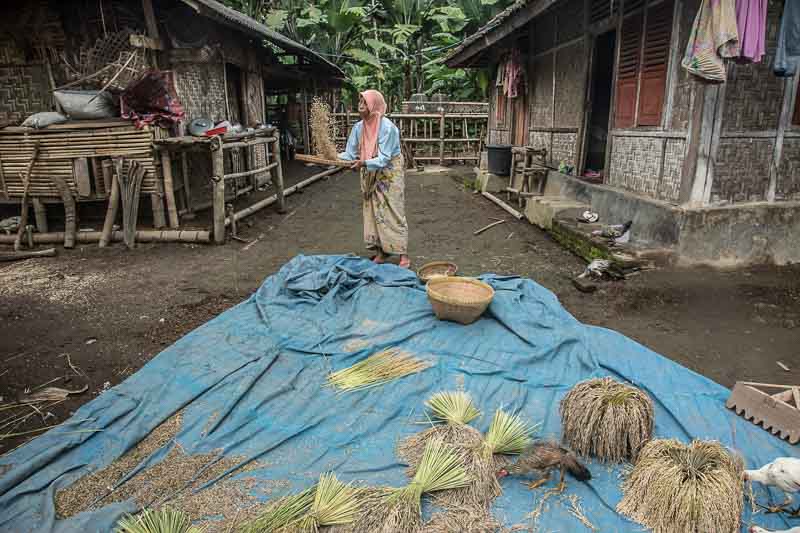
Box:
[446,0,559,68]
[181,0,344,77]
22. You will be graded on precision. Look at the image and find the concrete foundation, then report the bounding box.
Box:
[542,171,800,267]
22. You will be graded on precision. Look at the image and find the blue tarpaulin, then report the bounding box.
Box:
[1,255,797,532]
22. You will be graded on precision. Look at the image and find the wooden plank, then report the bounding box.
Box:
[160,151,180,228]
[767,75,798,201]
[73,158,92,198]
[271,137,285,213]
[212,144,226,244]
[679,84,703,203]
[688,85,721,205]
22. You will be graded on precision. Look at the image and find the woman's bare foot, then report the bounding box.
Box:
[372,252,386,264]
[399,255,411,269]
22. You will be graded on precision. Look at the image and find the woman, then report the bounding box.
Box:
[339,90,410,268]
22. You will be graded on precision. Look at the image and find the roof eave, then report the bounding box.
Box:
[180,0,344,77]
[446,0,559,68]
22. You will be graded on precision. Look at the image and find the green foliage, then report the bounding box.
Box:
[222,0,515,104]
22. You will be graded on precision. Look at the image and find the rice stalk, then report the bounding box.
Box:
[328,349,431,392]
[617,439,744,533]
[351,437,471,533]
[239,487,315,533]
[560,377,654,463]
[563,494,597,531]
[287,473,359,533]
[309,98,338,160]
[115,507,204,533]
[426,391,481,425]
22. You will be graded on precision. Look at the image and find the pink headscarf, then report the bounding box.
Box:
[359,90,387,161]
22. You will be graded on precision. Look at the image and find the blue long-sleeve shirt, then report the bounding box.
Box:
[339,117,401,172]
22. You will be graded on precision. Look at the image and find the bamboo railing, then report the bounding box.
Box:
[331,111,487,165]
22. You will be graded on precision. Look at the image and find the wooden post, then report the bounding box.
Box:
[212,140,226,244]
[160,151,180,228]
[50,174,76,248]
[99,175,120,248]
[32,198,48,233]
[176,123,193,213]
[101,159,114,193]
[439,111,445,165]
[271,137,285,213]
[301,90,310,154]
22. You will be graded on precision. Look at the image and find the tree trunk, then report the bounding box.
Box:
[416,36,424,93]
[403,60,412,100]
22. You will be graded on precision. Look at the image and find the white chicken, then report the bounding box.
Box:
[745,457,800,514]
[750,527,800,533]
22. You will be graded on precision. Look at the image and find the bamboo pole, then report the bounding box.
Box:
[271,137,285,213]
[212,139,226,244]
[439,110,446,166]
[0,248,56,262]
[225,166,341,226]
[0,230,210,245]
[482,191,523,220]
[99,173,120,248]
[160,151,179,228]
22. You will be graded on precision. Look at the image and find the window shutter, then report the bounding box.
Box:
[637,0,674,126]
[590,0,619,24]
[615,14,642,128]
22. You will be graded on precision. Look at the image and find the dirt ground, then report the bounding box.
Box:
[1,164,799,454]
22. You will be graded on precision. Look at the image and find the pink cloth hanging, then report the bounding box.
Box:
[736,0,767,62]
[503,50,524,98]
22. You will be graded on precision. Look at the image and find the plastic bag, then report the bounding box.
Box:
[20,112,68,129]
[53,90,117,120]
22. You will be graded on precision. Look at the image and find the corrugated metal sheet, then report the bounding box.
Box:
[180,0,343,76]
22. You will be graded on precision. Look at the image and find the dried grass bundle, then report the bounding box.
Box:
[560,377,654,463]
[239,486,315,533]
[351,437,471,533]
[617,439,744,533]
[115,507,204,533]
[309,98,338,160]
[328,349,431,392]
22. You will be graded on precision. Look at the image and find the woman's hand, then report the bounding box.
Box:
[350,160,365,170]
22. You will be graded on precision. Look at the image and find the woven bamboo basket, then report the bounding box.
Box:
[426,277,494,325]
[418,261,458,283]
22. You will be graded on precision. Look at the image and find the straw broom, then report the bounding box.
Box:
[115,507,204,533]
[328,348,431,392]
[560,377,654,463]
[350,437,471,533]
[617,439,744,533]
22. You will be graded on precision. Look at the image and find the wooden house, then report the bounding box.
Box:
[0,0,343,245]
[448,0,800,266]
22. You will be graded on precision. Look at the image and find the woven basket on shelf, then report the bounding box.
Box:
[426,277,494,325]
[418,261,458,283]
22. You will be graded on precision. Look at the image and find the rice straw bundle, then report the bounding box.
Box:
[560,377,654,463]
[115,507,204,533]
[401,405,536,509]
[239,487,315,533]
[309,98,338,160]
[617,439,744,533]
[287,473,360,533]
[351,437,471,533]
[328,349,431,392]
[397,391,482,472]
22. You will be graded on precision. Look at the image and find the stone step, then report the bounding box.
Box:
[550,218,677,269]
[524,196,589,230]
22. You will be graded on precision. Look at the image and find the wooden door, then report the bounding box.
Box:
[512,93,528,146]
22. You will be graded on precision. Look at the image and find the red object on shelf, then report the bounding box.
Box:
[204,126,227,136]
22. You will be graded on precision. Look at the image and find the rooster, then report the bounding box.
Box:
[745,457,800,515]
[497,441,591,493]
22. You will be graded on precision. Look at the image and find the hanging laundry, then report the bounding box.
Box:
[682,0,740,82]
[774,0,800,77]
[735,0,767,63]
[503,49,524,98]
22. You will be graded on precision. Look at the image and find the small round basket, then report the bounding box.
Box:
[418,261,458,283]
[426,277,494,325]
